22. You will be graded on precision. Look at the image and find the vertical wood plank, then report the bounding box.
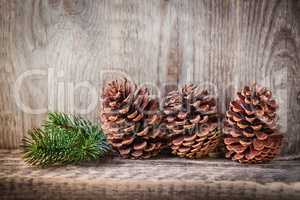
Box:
[284,0,300,155]
[0,0,22,148]
[229,0,300,156]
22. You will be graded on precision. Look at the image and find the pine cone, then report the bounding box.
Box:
[100,79,166,159]
[224,84,283,163]
[163,84,221,159]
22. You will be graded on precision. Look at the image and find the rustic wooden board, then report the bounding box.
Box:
[1,150,300,200]
[0,0,299,157]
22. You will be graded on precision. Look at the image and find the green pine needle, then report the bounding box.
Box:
[22,112,111,167]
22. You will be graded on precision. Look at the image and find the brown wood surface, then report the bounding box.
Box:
[0,0,299,157]
[0,150,300,200]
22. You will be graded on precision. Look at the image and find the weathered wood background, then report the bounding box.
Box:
[0,0,299,157]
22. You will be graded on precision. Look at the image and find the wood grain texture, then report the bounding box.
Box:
[1,150,300,200]
[0,0,22,148]
[0,0,299,157]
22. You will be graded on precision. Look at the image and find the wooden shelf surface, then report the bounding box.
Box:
[1,150,300,200]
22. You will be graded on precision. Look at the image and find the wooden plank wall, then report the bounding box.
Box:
[0,0,299,157]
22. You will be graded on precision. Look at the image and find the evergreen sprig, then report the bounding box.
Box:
[23,112,111,167]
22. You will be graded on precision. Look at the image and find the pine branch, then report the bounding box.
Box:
[22,112,111,167]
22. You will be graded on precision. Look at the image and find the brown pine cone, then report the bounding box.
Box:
[100,78,166,159]
[224,83,283,163]
[163,84,221,159]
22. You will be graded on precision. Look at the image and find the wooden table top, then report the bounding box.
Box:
[1,150,300,200]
